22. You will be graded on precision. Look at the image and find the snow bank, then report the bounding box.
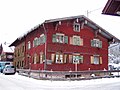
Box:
[1,73,120,90]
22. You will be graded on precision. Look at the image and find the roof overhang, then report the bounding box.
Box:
[102,0,120,16]
[9,15,120,47]
[45,15,120,43]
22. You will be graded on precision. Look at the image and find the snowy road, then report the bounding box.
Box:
[0,73,120,90]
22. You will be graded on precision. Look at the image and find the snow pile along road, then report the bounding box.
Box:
[0,73,120,90]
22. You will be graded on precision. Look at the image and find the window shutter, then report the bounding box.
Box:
[39,37,41,45]
[77,37,80,46]
[90,56,94,64]
[80,56,83,63]
[40,53,44,63]
[80,38,83,46]
[35,38,37,46]
[64,54,67,63]
[51,54,55,63]
[73,37,77,45]
[64,36,68,44]
[69,55,73,63]
[43,54,45,61]
[34,54,37,64]
[43,35,46,43]
[37,38,39,46]
[100,57,102,64]
[28,41,31,49]
[99,41,102,48]
[34,39,36,47]
[91,40,94,47]
[40,36,43,44]
[52,34,57,43]
[39,54,41,63]
[36,54,39,63]
[33,40,34,47]
[70,37,73,45]
[32,56,34,64]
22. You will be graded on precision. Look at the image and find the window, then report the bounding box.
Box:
[38,34,46,45]
[33,37,38,47]
[40,52,44,64]
[64,54,67,63]
[73,55,83,64]
[94,56,99,64]
[73,36,80,45]
[51,54,67,64]
[52,33,68,44]
[22,45,25,52]
[91,55,102,65]
[27,41,31,49]
[51,54,55,63]
[55,54,63,63]
[73,23,80,32]
[33,54,37,64]
[69,55,73,63]
[91,39,102,48]
[70,36,83,46]
[33,34,46,46]
[33,53,39,64]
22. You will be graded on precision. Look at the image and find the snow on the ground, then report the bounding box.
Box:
[0,73,120,90]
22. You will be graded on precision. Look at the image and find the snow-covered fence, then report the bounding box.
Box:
[16,69,120,81]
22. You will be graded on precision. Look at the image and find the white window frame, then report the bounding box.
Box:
[40,34,46,44]
[73,55,80,64]
[52,33,68,44]
[33,37,38,47]
[73,36,80,46]
[93,55,99,64]
[40,52,43,64]
[55,54,63,63]
[27,41,31,49]
[73,23,80,32]
[91,39,102,48]
[56,33,64,43]
[34,54,37,64]
[73,55,83,64]
[37,34,46,45]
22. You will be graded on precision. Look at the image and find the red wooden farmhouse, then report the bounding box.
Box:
[10,15,120,71]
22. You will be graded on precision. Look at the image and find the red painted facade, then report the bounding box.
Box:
[10,15,119,71]
[45,20,108,71]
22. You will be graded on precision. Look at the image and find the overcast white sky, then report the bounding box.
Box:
[0,0,120,45]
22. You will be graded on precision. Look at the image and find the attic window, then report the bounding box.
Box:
[73,23,80,32]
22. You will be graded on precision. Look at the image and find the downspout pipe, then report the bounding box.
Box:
[42,23,47,70]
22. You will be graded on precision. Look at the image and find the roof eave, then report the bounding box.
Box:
[9,15,120,47]
[45,15,120,42]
